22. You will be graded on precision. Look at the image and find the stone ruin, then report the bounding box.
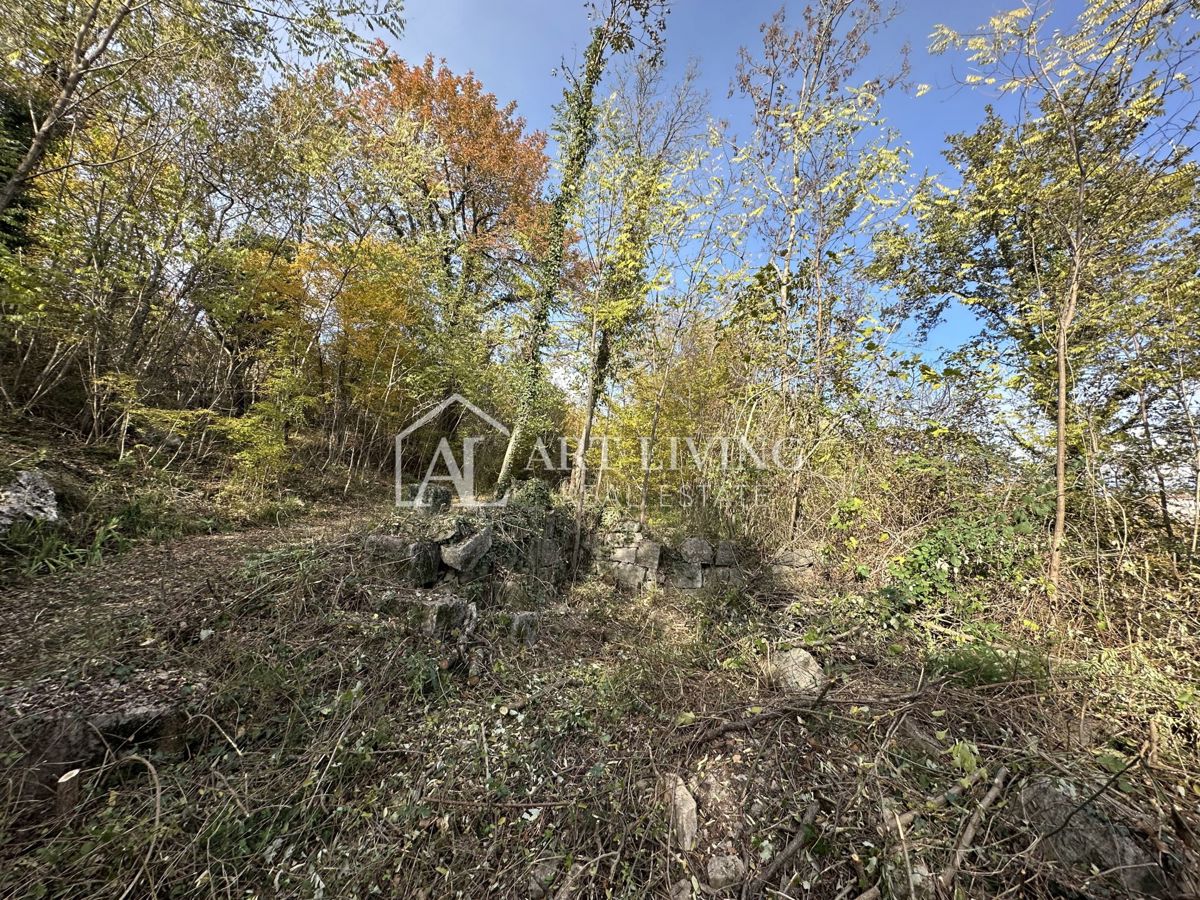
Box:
[591,521,819,592]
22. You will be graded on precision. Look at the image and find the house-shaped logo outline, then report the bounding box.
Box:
[394,394,511,508]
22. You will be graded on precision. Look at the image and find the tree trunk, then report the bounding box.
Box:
[0,0,133,218]
[571,328,611,569]
[1048,273,1079,592]
[495,22,611,495]
[1137,387,1174,540]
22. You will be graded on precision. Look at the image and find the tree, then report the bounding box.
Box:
[729,0,910,540]
[0,0,404,222]
[351,54,550,324]
[880,0,1200,589]
[494,0,669,495]
[568,61,704,558]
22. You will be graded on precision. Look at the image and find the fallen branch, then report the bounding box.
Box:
[692,682,939,745]
[742,798,820,898]
[424,796,578,809]
[694,700,812,744]
[885,768,987,834]
[804,623,865,649]
[939,766,1010,891]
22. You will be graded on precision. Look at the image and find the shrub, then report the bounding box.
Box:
[881,495,1048,611]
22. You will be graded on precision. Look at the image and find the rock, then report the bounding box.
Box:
[596,528,662,589]
[679,537,714,565]
[363,535,440,586]
[665,559,704,590]
[428,519,463,543]
[669,879,693,900]
[770,548,816,570]
[441,525,493,572]
[364,534,407,558]
[714,540,736,566]
[906,861,937,900]
[419,594,474,639]
[0,471,58,531]
[416,484,452,512]
[611,545,639,564]
[661,773,698,851]
[1013,776,1187,898]
[706,854,745,890]
[407,541,440,586]
[705,566,746,591]
[498,574,533,606]
[2,670,200,816]
[608,561,648,590]
[527,858,561,898]
[767,648,825,694]
[466,645,489,683]
[695,772,737,819]
[510,612,540,647]
[634,539,661,569]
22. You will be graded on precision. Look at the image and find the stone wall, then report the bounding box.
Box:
[592,522,752,592]
[362,502,573,598]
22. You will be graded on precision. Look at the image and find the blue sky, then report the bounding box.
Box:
[388,0,1079,354]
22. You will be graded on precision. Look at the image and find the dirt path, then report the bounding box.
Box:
[0,511,372,684]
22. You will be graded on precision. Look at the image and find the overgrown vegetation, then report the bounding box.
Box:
[2,0,1200,897]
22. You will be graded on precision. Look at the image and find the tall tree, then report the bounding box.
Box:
[730,0,909,540]
[568,61,704,559]
[0,0,404,221]
[494,0,668,495]
[880,0,1200,589]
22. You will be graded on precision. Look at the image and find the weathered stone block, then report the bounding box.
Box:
[406,540,440,586]
[665,559,703,590]
[679,537,714,565]
[766,647,825,694]
[441,525,493,572]
[611,545,639,564]
[610,561,647,590]
[660,774,698,851]
[510,611,540,647]
[416,484,452,512]
[771,548,817,569]
[0,471,58,531]
[705,566,746,591]
[420,594,475,639]
[634,539,661,569]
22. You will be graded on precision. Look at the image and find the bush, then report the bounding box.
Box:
[881,495,1048,611]
[930,642,1050,686]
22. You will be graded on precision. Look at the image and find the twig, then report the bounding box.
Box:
[693,682,938,745]
[886,768,987,833]
[116,754,162,900]
[939,766,1010,891]
[804,623,865,648]
[552,851,617,900]
[743,799,820,898]
[695,682,834,743]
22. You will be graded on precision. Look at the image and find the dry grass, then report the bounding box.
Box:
[0,508,1197,899]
